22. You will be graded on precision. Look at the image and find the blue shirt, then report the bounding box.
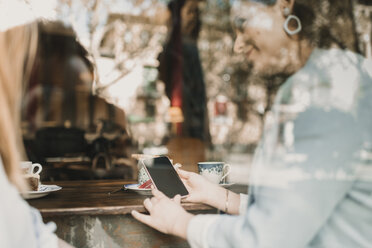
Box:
[187,48,372,247]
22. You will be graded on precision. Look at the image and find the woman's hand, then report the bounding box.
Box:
[131,188,193,239]
[177,169,223,206]
[178,169,241,214]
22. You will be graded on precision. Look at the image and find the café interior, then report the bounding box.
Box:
[4,0,372,247]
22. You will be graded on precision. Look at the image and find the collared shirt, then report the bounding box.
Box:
[0,158,57,248]
[187,48,372,247]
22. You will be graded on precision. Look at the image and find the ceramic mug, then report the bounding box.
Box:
[198,162,231,184]
[132,154,159,185]
[132,154,177,185]
[20,161,42,175]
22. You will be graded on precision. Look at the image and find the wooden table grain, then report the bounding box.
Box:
[27,180,213,217]
[27,180,215,248]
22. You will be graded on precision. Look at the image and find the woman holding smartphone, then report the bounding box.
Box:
[132,0,372,247]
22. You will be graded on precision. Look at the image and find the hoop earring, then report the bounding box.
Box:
[283,15,302,35]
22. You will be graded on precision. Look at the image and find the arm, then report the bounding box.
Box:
[188,106,361,247]
[132,103,361,247]
[178,169,242,215]
[188,178,354,247]
[207,186,241,215]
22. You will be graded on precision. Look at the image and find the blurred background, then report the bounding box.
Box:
[20,0,372,183]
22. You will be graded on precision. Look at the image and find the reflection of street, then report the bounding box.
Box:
[30,0,372,176]
[21,21,135,181]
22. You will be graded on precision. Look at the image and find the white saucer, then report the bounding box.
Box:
[124,184,152,196]
[22,184,62,199]
[219,182,235,188]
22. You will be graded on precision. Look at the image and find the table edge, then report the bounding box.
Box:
[39,203,213,217]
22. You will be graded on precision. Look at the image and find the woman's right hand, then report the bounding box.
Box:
[177,169,223,207]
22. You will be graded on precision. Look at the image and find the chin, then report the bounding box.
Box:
[252,62,292,78]
[251,64,275,77]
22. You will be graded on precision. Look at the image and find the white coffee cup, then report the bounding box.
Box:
[198,162,231,184]
[20,161,42,175]
[133,154,175,185]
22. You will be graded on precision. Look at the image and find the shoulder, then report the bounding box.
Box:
[0,159,37,247]
[310,48,362,65]
[278,48,370,112]
[289,48,365,84]
[287,48,366,81]
[0,158,58,248]
[303,48,369,85]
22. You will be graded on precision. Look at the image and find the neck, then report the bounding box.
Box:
[286,38,314,74]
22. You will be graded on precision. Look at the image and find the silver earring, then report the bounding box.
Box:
[283,14,302,35]
[283,7,290,16]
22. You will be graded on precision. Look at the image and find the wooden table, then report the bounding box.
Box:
[27,180,215,248]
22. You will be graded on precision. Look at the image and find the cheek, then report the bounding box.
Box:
[256,30,285,60]
[251,31,275,59]
[252,42,283,72]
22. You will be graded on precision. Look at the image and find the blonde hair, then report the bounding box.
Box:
[0,22,38,191]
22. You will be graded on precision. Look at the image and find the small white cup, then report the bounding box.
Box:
[198,162,231,184]
[133,155,175,185]
[20,161,42,175]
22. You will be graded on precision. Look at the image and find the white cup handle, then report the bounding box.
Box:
[32,163,42,175]
[174,163,182,169]
[220,164,231,182]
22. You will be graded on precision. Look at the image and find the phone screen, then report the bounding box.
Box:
[142,156,189,198]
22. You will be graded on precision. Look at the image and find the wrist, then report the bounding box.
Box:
[173,211,193,239]
[206,185,227,210]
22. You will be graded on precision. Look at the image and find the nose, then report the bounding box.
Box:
[233,34,244,54]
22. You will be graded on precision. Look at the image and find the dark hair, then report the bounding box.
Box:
[246,0,314,42]
[250,0,276,5]
[168,0,201,40]
[245,0,357,50]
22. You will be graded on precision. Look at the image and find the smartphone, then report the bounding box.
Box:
[141,156,189,198]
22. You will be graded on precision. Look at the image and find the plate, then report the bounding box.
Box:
[22,184,62,199]
[219,182,235,188]
[124,184,152,196]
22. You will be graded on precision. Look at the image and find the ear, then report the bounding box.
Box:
[277,0,295,17]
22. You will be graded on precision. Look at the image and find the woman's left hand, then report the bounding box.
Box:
[131,188,193,239]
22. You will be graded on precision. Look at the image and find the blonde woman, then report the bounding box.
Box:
[0,1,72,247]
